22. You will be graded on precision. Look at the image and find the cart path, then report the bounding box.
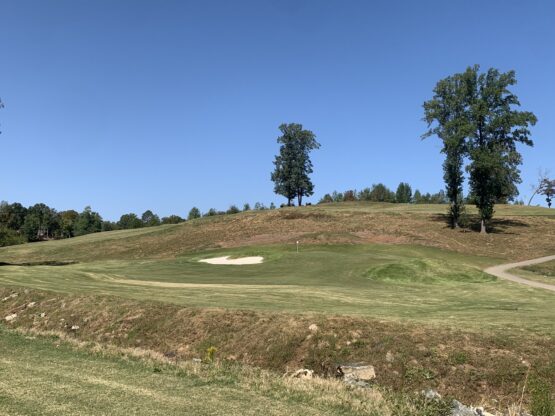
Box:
[484,255,555,292]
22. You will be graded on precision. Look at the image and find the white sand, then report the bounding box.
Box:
[198,256,264,265]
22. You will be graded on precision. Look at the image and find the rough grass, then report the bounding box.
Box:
[0,203,553,263]
[1,287,554,411]
[3,327,448,416]
[515,260,555,285]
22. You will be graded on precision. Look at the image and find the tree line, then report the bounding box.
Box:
[0,201,278,247]
[318,183,449,204]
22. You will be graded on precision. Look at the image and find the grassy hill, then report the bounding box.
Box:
[1,202,554,413]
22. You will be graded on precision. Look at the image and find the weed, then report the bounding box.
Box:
[204,346,217,363]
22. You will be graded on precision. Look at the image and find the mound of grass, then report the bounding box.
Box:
[365,259,495,283]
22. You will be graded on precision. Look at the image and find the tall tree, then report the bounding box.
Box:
[423,68,473,228]
[395,182,413,203]
[141,210,160,227]
[271,123,320,206]
[22,203,59,241]
[74,206,102,236]
[117,213,143,229]
[187,207,201,220]
[539,178,555,208]
[59,210,79,238]
[465,67,536,233]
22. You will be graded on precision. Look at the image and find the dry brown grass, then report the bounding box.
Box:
[2,203,553,264]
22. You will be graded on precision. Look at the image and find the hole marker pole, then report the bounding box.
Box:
[296,241,299,253]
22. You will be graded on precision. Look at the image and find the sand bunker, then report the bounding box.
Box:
[198,256,264,265]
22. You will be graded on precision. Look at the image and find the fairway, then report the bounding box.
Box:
[1,243,554,333]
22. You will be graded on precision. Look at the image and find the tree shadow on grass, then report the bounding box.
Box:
[429,213,529,234]
[0,261,78,267]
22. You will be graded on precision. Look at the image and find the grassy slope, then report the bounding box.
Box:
[3,328,437,416]
[0,203,554,411]
[1,288,553,410]
[0,203,554,333]
[0,203,553,263]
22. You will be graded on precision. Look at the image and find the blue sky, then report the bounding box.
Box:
[1,0,554,220]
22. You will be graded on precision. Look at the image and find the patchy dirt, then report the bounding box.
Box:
[1,287,553,410]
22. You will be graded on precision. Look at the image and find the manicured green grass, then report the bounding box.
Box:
[1,244,554,334]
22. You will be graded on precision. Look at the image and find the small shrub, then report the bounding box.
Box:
[204,346,217,363]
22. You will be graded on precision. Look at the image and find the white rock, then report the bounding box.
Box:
[340,365,376,382]
[70,325,79,330]
[5,313,17,322]
[308,324,318,332]
[27,302,36,308]
[39,313,46,318]
[386,351,394,362]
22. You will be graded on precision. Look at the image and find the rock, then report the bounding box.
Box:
[70,325,79,330]
[291,369,314,379]
[338,364,376,383]
[5,313,17,322]
[450,400,496,416]
[308,324,318,332]
[39,313,46,318]
[1,293,18,302]
[386,351,394,362]
[423,389,442,400]
[192,358,202,364]
[27,302,36,308]
[451,401,478,416]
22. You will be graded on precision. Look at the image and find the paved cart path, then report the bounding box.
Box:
[484,255,555,292]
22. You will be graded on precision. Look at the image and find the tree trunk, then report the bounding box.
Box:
[297,193,303,207]
[480,219,487,234]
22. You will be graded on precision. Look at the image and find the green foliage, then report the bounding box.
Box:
[59,210,79,238]
[0,202,27,231]
[22,203,59,241]
[141,210,161,227]
[424,66,536,232]
[529,377,554,416]
[161,215,184,224]
[0,226,25,247]
[117,213,143,229]
[242,203,251,212]
[395,182,412,203]
[226,205,240,215]
[423,68,474,227]
[204,208,218,217]
[271,123,320,206]
[204,346,217,363]
[74,206,102,236]
[359,184,395,202]
[318,194,334,204]
[188,207,201,220]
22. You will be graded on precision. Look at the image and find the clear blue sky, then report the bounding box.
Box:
[1,0,554,220]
